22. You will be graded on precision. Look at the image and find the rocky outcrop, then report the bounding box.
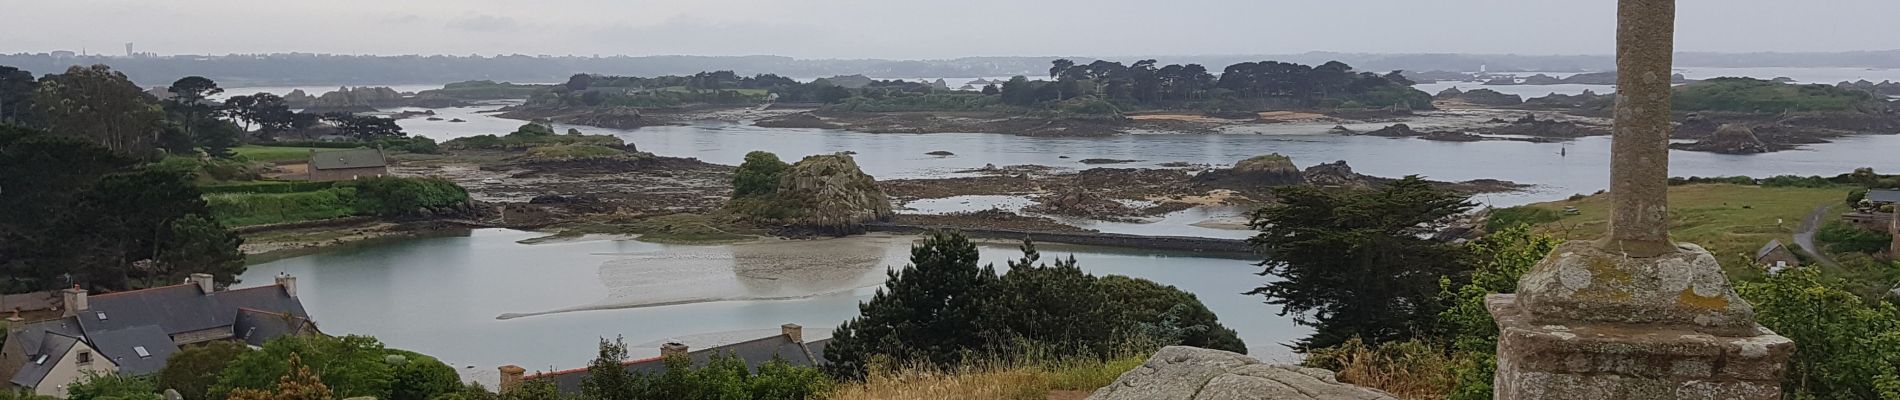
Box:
[1192,154,1304,187]
[302,86,406,114]
[754,113,840,129]
[1672,124,1770,154]
[1433,87,1464,100]
[1303,161,1373,188]
[775,154,893,233]
[1489,114,1609,138]
[1523,90,1614,109]
[1519,74,1564,85]
[1087,346,1396,400]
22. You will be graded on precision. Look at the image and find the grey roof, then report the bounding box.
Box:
[539,334,829,395]
[234,309,317,347]
[9,331,80,387]
[1869,189,1900,204]
[309,148,387,170]
[1757,239,1789,260]
[7,317,82,357]
[75,284,307,337]
[86,325,177,375]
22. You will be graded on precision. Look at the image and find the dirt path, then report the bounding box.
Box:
[1794,204,1842,268]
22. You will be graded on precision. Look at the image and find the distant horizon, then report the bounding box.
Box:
[10,49,1900,61]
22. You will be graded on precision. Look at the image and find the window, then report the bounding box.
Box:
[96,311,107,320]
[134,346,151,358]
[77,351,92,364]
[33,355,48,365]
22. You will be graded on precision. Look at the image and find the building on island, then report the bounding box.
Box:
[0,273,315,398]
[307,148,389,182]
[501,324,831,395]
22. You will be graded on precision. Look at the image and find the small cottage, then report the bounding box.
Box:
[307,148,389,182]
[1755,239,1800,272]
[502,324,830,395]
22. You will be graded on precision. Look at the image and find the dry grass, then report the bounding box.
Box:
[824,356,1145,400]
[1303,339,1458,400]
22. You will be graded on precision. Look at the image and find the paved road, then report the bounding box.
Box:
[1793,204,1842,268]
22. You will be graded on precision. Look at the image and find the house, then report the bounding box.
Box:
[501,324,831,395]
[307,148,388,182]
[1755,239,1801,272]
[1,274,315,398]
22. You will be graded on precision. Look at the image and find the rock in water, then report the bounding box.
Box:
[776,154,893,233]
[1673,123,1770,154]
[1192,154,1305,187]
[1303,161,1371,188]
[1087,346,1396,400]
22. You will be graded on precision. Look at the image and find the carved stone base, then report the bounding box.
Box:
[1487,294,1794,400]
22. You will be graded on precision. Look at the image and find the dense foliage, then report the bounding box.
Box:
[731,151,789,198]
[348,176,470,217]
[1248,176,1475,350]
[0,126,245,293]
[158,341,254,400]
[576,337,833,400]
[442,123,626,151]
[825,232,1245,379]
[1675,77,1886,113]
[213,335,459,400]
[1817,219,1895,255]
[1740,268,1900,399]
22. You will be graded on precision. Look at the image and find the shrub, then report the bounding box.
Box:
[1484,206,1563,232]
[212,335,453,400]
[731,151,789,198]
[158,341,253,400]
[348,176,469,217]
[67,373,161,400]
[199,181,338,194]
[1739,268,1900,399]
[1816,220,1894,254]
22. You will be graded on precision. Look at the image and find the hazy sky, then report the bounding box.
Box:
[4,0,1897,59]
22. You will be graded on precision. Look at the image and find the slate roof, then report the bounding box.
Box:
[534,334,829,395]
[233,309,318,347]
[86,325,177,375]
[74,284,307,337]
[7,317,82,357]
[1756,239,1789,260]
[309,148,387,170]
[9,331,80,387]
[1870,189,1900,205]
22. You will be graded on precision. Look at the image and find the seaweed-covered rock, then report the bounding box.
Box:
[775,154,893,233]
[1192,154,1305,187]
[1672,124,1770,154]
[1303,161,1372,188]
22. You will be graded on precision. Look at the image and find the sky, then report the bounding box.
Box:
[3,0,1897,59]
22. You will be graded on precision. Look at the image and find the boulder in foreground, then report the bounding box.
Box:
[1088,346,1396,400]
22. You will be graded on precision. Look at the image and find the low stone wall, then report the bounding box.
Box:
[863,223,1254,254]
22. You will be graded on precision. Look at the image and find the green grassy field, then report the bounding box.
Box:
[232,145,327,163]
[1515,184,1849,271]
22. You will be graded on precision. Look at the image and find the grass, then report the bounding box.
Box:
[1518,183,1850,272]
[824,355,1144,400]
[232,145,331,163]
[206,189,358,227]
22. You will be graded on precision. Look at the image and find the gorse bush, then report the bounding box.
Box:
[206,188,357,227]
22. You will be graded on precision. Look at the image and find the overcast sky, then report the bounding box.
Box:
[4,0,1896,59]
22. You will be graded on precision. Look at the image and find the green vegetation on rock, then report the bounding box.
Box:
[444,123,627,151]
[1674,77,1885,113]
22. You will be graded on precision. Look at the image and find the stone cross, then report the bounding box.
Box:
[1606,0,1677,257]
[1484,1,1796,398]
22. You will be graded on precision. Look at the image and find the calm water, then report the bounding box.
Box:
[239,230,1302,370]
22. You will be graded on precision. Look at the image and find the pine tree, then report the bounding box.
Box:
[825,231,996,378]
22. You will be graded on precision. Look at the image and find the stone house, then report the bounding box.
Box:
[1755,239,1800,272]
[1,274,316,398]
[307,148,388,182]
[501,324,831,395]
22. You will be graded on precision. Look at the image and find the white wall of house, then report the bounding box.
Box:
[31,342,118,398]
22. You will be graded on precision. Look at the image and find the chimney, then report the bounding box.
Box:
[660,342,689,359]
[497,365,526,394]
[189,273,217,294]
[781,323,803,343]
[61,285,88,317]
[275,272,299,298]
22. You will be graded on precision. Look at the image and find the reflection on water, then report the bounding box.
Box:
[240,230,1308,369]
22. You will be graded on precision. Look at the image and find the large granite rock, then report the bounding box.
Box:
[1087,346,1396,400]
[1191,154,1305,187]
